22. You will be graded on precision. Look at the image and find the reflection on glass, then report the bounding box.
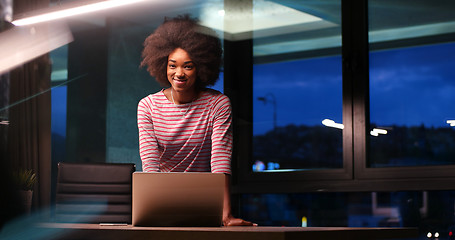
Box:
[240,190,455,239]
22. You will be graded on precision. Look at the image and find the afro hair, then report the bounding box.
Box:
[140,15,223,88]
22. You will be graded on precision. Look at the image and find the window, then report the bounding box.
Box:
[350,0,455,181]
[234,0,455,189]
[253,56,343,171]
[249,0,344,173]
[368,0,455,169]
[369,43,455,168]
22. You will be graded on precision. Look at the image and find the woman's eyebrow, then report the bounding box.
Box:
[168,60,193,64]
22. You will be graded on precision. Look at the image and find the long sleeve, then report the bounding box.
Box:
[137,97,161,172]
[210,95,233,175]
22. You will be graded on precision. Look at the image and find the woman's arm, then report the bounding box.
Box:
[222,174,257,226]
[137,97,161,172]
[210,94,234,174]
[211,94,256,226]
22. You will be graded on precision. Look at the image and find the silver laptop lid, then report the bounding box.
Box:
[132,172,224,227]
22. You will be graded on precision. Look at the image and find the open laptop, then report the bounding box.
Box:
[132,172,225,227]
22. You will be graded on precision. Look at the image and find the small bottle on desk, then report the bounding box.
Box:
[301,216,307,227]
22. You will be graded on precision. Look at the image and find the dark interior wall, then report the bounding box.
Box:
[65,19,160,168]
[105,19,160,169]
[66,22,108,163]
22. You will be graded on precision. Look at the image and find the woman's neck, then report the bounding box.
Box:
[170,88,200,104]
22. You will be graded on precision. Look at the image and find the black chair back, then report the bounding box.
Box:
[55,162,135,223]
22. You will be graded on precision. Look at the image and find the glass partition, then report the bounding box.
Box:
[1,0,233,214]
[4,1,455,232]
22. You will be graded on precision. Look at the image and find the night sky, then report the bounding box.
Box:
[252,42,455,135]
[370,42,455,128]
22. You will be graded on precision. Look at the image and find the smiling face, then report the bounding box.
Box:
[167,48,197,95]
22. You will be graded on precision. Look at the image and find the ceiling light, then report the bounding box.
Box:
[12,0,145,26]
[0,22,72,75]
[199,0,336,41]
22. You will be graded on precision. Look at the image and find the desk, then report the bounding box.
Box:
[36,223,418,240]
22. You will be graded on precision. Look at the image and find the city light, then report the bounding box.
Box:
[321,119,344,129]
[447,120,455,127]
[370,128,388,137]
[321,119,389,136]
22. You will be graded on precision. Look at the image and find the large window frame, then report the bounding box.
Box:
[226,0,455,194]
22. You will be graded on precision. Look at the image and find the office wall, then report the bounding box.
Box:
[105,19,161,170]
[66,23,108,163]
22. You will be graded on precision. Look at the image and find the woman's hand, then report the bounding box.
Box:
[222,174,257,226]
[223,214,257,226]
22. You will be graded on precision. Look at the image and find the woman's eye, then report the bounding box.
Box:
[168,64,176,68]
[184,65,193,70]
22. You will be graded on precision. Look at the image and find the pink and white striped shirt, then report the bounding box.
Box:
[137,89,232,174]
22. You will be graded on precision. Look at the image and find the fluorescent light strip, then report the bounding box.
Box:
[0,22,73,75]
[12,0,145,26]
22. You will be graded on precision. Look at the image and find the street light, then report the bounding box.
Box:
[257,93,277,130]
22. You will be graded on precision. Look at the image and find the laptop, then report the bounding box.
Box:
[132,172,225,227]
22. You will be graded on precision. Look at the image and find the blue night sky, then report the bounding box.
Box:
[252,42,455,135]
[369,42,455,128]
[253,55,342,135]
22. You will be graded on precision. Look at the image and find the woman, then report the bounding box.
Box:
[137,15,255,227]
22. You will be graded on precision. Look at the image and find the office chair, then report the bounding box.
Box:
[55,162,135,223]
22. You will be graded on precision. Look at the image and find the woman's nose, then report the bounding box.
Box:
[175,68,185,77]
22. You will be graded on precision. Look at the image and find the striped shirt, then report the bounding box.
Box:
[137,89,232,174]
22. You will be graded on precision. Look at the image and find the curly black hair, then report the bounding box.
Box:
[140,15,222,88]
